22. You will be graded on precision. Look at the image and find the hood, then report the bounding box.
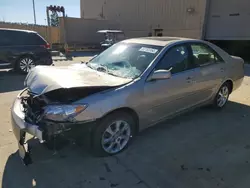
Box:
[24,64,132,95]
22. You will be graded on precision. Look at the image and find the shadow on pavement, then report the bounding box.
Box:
[2,101,250,188]
[0,70,26,93]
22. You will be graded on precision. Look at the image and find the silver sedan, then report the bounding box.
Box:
[11,37,244,164]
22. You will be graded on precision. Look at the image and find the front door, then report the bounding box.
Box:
[141,44,200,127]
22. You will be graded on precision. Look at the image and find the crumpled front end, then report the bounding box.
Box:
[11,88,98,165]
[11,64,132,165]
[11,89,44,165]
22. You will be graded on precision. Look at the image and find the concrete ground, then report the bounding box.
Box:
[0,59,250,188]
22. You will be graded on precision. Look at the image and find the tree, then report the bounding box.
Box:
[50,11,59,26]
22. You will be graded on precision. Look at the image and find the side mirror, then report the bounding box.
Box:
[149,69,172,81]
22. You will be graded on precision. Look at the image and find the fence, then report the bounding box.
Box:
[0,22,60,44]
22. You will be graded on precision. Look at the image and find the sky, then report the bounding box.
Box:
[0,0,80,25]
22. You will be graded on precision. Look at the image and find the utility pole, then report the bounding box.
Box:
[32,0,37,24]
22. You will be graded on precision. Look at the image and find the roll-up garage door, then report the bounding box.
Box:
[205,0,250,40]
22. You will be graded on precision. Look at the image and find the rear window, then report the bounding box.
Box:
[28,33,47,45]
[0,30,46,46]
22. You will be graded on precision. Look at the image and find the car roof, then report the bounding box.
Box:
[123,37,201,46]
[0,28,37,33]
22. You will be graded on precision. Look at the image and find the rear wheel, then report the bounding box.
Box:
[92,112,136,156]
[213,83,230,109]
[16,56,36,74]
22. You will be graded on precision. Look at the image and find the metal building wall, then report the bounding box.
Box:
[81,0,207,39]
[59,17,120,44]
[205,0,250,40]
[80,0,106,19]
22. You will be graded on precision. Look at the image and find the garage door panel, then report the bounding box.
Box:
[206,0,250,40]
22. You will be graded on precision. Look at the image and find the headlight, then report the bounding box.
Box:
[43,104,88,122]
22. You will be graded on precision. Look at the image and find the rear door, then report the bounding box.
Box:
[189,42,227,102]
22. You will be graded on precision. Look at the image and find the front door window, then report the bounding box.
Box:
[155,45,190,74]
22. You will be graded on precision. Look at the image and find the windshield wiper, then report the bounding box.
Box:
[85,62,94,70]
[106,71,121,78]
[81,61,89,64]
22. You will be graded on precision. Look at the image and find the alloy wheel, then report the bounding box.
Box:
[19,58,35,73]
[101,120,131,154]
[217,85,229,107]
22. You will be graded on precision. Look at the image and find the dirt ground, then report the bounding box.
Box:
[0,60,250,188]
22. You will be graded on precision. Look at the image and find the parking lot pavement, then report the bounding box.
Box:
[1,63,250,188]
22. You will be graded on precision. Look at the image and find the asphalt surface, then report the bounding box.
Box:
[1,60,250,188]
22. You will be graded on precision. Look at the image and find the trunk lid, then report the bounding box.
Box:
[24,64,131,95]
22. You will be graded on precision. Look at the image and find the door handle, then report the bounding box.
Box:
[186,76,196,84]
[220,68,225,72]
[186,76,193,81]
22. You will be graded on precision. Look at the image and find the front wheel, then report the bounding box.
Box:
[92,112,136,156]
[213,83,230,109]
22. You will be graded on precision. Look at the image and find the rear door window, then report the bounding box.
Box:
[11,31,27,45]
[190,43,224,66]
[28,33,47,45]
[17,32,46,45]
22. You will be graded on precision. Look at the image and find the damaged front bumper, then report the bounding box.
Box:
[11,89,97,166]
[11,89,44,165]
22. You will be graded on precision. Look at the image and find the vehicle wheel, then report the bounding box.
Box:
[213,83,230,109]
[16,56,36,74]
[92,112,136,157]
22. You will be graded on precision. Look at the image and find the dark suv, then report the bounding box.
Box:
[0,28,52,73]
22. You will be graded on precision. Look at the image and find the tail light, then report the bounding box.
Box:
[41,43,50,49]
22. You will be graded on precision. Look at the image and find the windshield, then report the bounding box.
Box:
[87,42,163,79]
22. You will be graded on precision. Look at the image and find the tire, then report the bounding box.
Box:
[92,112,136,157]
[213,83,230,109]
[16,56,36,74]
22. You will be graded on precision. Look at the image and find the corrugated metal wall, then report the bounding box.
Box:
[205,0,250,40]
[80,0,106,19]
[81,0,206,39]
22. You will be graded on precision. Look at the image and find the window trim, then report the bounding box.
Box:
[189,42,224,67]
